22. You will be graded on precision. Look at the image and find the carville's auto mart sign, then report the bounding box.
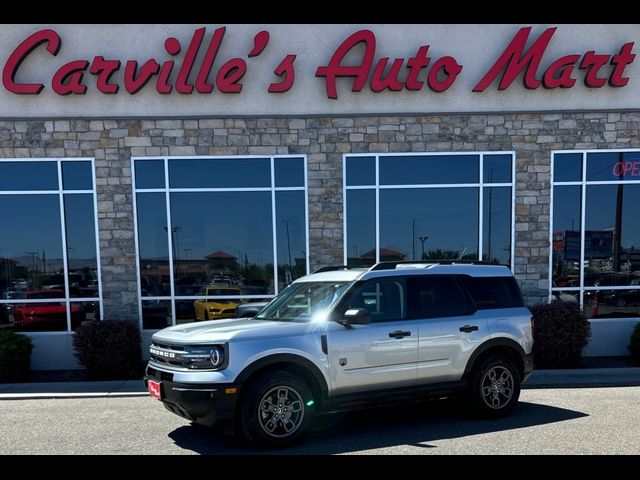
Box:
[0,24,638,117]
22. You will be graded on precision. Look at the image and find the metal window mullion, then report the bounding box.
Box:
[131,158,144,330]
[164,158,176,326]
[343,156,348,265]
[548,153,555,302]
[271,157,279,294]
[90,158,104,322]
[479,154,484,262]
[510,153,516,272]
[579,152,587,309]
[375,155,380,264]
[57,160,72,332]
[304,156,310,275]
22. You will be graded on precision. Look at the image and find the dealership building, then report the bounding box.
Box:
[0,24,639,369]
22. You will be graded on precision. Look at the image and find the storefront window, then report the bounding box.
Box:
[551,150,640,319]
[344,153,514,268]
[133,156,308,330]
[0,159,101,332]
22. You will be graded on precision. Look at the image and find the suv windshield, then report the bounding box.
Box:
[256,281,350,322]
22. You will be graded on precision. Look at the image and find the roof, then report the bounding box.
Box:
[205,251,236,259]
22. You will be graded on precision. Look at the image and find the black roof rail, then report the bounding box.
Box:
[368,260,505,271]
[312,265,351,273]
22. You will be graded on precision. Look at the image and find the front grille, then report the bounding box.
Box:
[150,342,189,367]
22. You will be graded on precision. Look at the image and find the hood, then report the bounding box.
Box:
[152,317,326,344]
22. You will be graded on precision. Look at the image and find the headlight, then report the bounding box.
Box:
[182,345,225,370]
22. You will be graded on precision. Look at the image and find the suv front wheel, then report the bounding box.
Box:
[468,355,521,418]
[238,371,315,448]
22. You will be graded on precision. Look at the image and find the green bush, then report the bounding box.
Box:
[72,320,143,380]
[0,330,33,382]
[629,323,640,363]
[531,301,591,368]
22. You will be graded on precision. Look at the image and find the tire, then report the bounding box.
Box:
[467,355,521,418]
[237,371,315,448]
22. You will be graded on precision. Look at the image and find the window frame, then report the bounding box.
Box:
[550,148,640,310]
[131,155,309,331]
[343,152,516,269]
[0,157,102,334]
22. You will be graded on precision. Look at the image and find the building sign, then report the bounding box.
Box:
[0,24,638,117]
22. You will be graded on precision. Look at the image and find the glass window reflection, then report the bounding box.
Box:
[483,187,511,265]
[62,161,93,190]
[380,155,479,185]
[170,192,275,295]
[0,162,58,191]
[64,194,98,298]
[346,156,375,186]
[275,157,304,187]
[136,193,171,297]
[142,300,172,330]
[554,153,582,182]
[276,191,307,291]
[346,190,376,267]
[380,188,479,262]
[587,152,640,182]
[483,154,512,183]
[168,158,271,188]
[135,159,165,189]
[552,186,582,287]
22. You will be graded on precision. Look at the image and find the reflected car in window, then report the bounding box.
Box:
[193,287,242,321]
[12,290,85,330]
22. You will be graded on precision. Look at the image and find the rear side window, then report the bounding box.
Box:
[408,276,474,318]
[462,276,524,309]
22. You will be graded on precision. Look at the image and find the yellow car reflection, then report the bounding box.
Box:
[194,287,242,321]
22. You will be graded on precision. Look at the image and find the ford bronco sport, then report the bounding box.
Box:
[145,262,533,447]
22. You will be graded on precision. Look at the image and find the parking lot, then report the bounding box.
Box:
[1,386,639,454]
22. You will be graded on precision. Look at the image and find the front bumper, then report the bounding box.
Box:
[145,366,239,427]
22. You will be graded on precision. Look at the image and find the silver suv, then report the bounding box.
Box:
[145,262,534,447]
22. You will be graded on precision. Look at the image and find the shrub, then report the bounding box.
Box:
[0,330,33,382]
[73,320,143,380]
[530,301,591,368]
[629,323,640,364]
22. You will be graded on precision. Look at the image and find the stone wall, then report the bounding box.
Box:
[3,112,639,317]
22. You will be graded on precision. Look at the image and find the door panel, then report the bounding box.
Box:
[327,278,417,395]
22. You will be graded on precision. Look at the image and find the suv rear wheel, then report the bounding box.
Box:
[468,355,521,418]
[238,371,315,448]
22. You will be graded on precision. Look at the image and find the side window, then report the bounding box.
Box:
[346,279,407,322]
[462,276,524,309]
[408,276,473,318]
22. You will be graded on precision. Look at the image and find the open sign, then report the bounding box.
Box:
[612,161,640,178]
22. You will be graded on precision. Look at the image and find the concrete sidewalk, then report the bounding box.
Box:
[1,368,639,400]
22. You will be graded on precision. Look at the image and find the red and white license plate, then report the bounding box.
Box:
[148,380,162,400]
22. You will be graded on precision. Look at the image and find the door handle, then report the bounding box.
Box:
[388,330,411,339]
[459,325,479,333]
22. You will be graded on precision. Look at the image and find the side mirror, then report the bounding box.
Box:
[343,308,371,325]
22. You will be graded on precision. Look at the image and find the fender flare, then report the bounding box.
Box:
[462,338,526,380]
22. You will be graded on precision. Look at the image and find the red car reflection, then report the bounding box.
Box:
[12,290,85,330]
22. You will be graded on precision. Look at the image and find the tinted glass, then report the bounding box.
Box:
[276,191,307,291]
[62,161,92,190]
[584,289,640,319]
[168,158,271,188]
[346,189,376,267]
[483,187,511,266]
[584,184,640,286]
[64,194,98,298]
[554,153,582,182]
[274,157,304,187]
[71,301,97,329]
[136,193,170,297]
[0,195,64,298]
[552,186,582,288]
[587,151,640,181]
[142,300,172,330]
[409,276,472,317]
[346,279,406,322]
[483,154,511,183]
[7,301,67,332]
[380,188,479,262]
[170,191,274,295]
[0,162,58,190]
[379,155,479,185]
[346,156,375,186]
[463,276,523,309]
[135,160,165,189]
